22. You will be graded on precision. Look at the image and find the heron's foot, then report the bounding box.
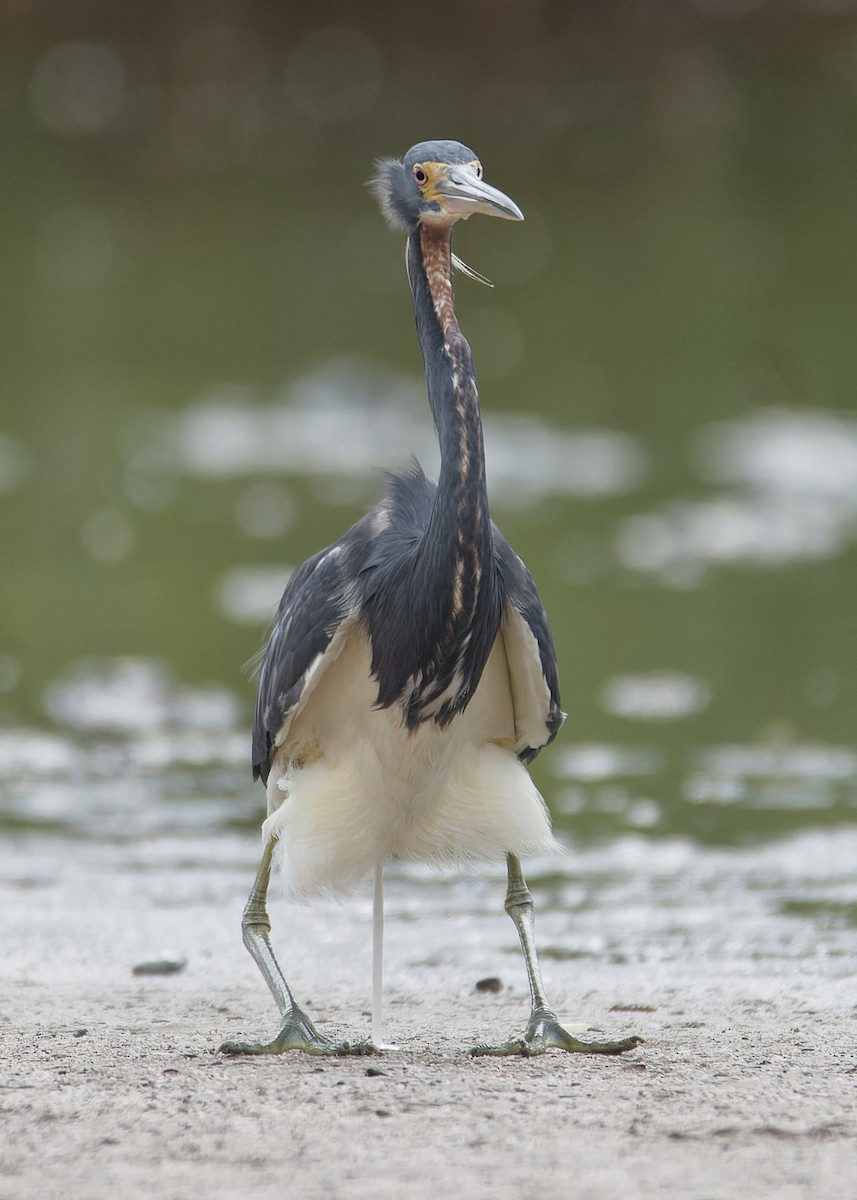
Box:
[218,1007,378,1057]
[471,1006,644,1058]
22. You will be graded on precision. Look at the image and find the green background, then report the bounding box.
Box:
[2,1,856,848]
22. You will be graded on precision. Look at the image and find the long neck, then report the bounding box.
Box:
[407,225,492,583]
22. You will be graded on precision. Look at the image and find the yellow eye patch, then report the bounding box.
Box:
[414,160,483,202]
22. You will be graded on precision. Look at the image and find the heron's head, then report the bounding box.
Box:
[370,140,523,232]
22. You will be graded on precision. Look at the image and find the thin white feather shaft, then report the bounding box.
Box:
[372,860,384,1047]
[450,252,493,288]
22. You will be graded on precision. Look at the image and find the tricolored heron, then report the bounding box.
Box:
[219,141,642,1058]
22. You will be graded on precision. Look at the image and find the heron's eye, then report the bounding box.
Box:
[413,166,428,187]
[474,163,483,179]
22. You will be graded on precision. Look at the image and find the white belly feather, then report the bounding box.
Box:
[263,627,558,899]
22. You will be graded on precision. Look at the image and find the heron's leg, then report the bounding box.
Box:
[471,853,643,1058]
[218,835,375,1057]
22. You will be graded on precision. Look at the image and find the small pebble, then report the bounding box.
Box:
[475,977,503,994]
[132,958,187,976]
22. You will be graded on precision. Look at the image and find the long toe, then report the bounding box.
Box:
[218,1035,376,1057]
[218,1010,378,1057]
[471,1011,644,1058]
[218,1033,378,1057]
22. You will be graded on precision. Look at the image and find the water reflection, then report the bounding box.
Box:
[618,408,857,582]
[150,356,647,501]
[3,771,855,1019]
[547,730,857,843]
[687,742,857,811]
[553,743,662,782]
[216,565,294,624]
[696,409,857,498]
[43,658,241,735]
[4,707,853,851]
[600,673,710,721]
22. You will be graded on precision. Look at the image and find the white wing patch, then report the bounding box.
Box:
[264,629,558,898]
[500,605,557,758]
[272,619,354,755]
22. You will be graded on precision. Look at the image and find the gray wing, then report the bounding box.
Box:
[251,519,372,784]
[251,465,436,783]
[494,533,565,763]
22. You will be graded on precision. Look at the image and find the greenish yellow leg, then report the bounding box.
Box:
[218,835,376,1057]
[471,854,643,1058]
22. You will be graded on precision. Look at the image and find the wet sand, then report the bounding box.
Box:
[3,938,856,1198]
[3,824,857,1199]
[3,995,855,1200]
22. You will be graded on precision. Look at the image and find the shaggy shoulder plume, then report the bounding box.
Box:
[367,156,413,231]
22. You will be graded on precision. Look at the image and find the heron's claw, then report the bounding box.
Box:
[218,1007,378,1057]
[471,1007,644,1058]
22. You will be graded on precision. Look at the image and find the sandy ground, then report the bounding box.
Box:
[2,828,856,1199]
[2,973,856,1199]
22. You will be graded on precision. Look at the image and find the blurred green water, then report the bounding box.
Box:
[1,4,856,847]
